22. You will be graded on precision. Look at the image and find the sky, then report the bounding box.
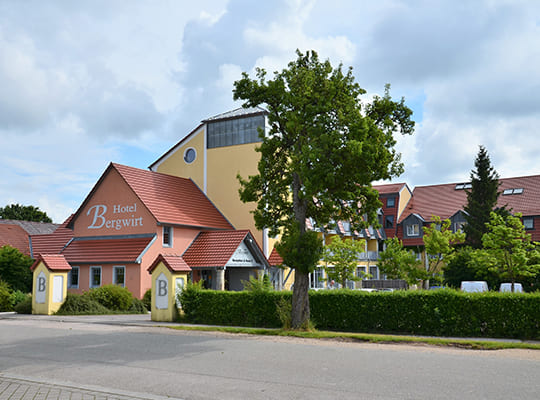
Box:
[0,0,539,223]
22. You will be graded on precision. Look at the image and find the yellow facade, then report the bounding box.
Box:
[153,127,266,253]
[154,126,206,190]
[32,263,69,315]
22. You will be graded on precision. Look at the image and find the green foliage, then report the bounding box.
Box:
[13,295,32,314]
[0,245,33,292]
[242,274,273,292]
[443,247,479,288]
[87,284,134,311]
[476,212,540,291]
[179,286,286,328]
[275,223,323,274]
[142,288,152,310]
[0,203,52,223]
[378,237,423,285]
[322,236,365,287]
[423,216,465,285]
[178,288,540,339]
[56,293,110,315]
[463,146,501,248]
[310,289,540,339]
[276,296,292,329]
[0,280,12,311]
[233,49,414,328]
[129,297,148,314]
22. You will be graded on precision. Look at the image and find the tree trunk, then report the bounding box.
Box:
[290,171,310,329]
[291,270,310,329]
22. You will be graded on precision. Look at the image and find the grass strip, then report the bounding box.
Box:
[163,325,540,351]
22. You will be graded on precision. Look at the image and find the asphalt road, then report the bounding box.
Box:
[0,314,539,400]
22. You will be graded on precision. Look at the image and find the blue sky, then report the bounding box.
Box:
[0,0,539,223]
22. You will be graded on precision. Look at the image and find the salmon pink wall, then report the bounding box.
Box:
[73,168,155,237]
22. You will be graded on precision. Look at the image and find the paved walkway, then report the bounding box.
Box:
[0,375,183,400]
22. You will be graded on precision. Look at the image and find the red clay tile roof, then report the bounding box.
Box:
[399,174,540,224]
[0,224,30,256]
[31,254,71,271]
[182,230,265,268]
[71,163,233,230]
[60,235,155,264]
[30,217,74,258]
[373,183,408,194]
[148,254,192,273]
[268,247,284,266]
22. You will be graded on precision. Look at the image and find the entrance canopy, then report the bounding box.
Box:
[182,230,268,270]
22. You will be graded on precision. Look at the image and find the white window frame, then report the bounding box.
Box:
[113,266,126,287]
[163,225,173,247]
[523,217,534,230]
[90,266,102,288]
[407,223,420,236]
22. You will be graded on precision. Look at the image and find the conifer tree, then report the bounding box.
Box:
[463,146,500,248]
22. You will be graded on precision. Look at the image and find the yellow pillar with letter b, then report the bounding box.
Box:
[148,255,191,322]
[31,255,71,315]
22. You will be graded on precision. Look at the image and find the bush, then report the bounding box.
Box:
[0,280,12,311]
[179,283,285,328]
[142,288,152,310]
[129,297,148,314]
[87,285,133,311]
[180,288,540,339]
[56,293,110,315]
[14,296,32,314]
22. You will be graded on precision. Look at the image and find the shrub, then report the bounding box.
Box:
[179,288,540,339]
[56,293,110,315]
[10,290,28,307]
[142,288,152,310]
[129,297,148,314]
[0,280,12,311]
[14,296,32,314]
[87,285,133,311]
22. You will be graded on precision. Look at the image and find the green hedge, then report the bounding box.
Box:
[179,288,540,339]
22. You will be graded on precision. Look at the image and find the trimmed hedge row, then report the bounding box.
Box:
[179,288,540,339]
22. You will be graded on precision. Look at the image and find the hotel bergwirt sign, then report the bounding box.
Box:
[87,203,144,231]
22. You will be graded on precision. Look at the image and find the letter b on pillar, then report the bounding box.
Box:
[155,273,168,310]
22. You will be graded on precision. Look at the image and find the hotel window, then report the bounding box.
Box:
[407,223,420,236]
[357,266,367,279]
[68,266,79,289]
[113,266,125,287]
[523,217,534,230]
[387,197,395,207]
[369,266,379,280]
[207,115,265,149]
[90,266,101,288]
[163,226,173,247]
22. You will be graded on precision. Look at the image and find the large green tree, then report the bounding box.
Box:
[463,146,500,248]
[233,50,414,328]
[378,237,424,286]
[321,236,366,288]
[423,216,465,287]
[478,212,540,292]
[0,203,52,223]
[0,245,33,293]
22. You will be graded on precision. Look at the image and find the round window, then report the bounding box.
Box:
[183,148,196,164]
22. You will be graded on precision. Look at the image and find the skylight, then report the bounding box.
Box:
[455,183,472,190]
[502,188,524,195]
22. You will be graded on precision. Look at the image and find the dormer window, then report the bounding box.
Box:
[387,197,395,208]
